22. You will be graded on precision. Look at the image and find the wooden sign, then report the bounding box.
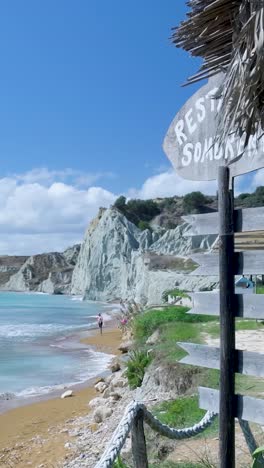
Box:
[178,343,264,378]
[190,251,264,275]
[183,207,264,236]
[199,387,264,426]
[188,292,264,320]
[163,66,264,465]
[163,75,264,181]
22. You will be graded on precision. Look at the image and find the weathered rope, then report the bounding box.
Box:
[94,401,141,468]
[94,400,217,468]
[143,406,217,440]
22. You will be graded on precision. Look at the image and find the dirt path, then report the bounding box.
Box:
[205,329,264,353]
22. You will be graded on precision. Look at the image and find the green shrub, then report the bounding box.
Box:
[183,191,207,213]
[252,446,264,467]
[114,195,127,210]
[113,197,160,226]
[162,288,189,303]
[125,350,152,389]
[138,220,152,231]
[113,456,128,468]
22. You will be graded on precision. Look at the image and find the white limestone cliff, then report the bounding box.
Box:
[71,208,218,305]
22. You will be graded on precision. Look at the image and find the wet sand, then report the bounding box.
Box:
[0,326,122,468]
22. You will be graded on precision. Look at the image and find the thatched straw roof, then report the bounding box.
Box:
[173,0,264,147]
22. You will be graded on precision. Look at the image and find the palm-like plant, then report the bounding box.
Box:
[173,0,264,150]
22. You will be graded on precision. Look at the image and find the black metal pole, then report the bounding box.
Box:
[218,166,235,468]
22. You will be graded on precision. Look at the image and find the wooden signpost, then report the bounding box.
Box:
[163,75,264,468]
[163,75,264,182]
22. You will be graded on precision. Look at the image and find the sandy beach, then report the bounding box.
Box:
[0,326,122,468]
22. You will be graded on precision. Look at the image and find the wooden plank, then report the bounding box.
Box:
[188,292,264,319]
[238,420,258,456]
[183,212,218,235]
[199,387,264,426]
[183,207,264,235]
[191,251,264,275]
[131,408,148,468]
[218,166,235,468]
[178,343,264,378]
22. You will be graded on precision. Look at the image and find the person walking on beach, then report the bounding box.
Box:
[97,313,103,335]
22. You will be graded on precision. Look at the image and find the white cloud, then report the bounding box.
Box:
[0,166,230,255]
[128,169,217,199]
[0,175,116,255]
[12,167,115,187]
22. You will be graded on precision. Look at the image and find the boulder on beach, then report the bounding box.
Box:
[88,397,105,409]
[118,341,133,353]
[94,382,107,393]
[110,359,121,373]
[93,406,113,423]
[61,390,73,399]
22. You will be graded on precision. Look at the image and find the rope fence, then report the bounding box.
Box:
[94,400,217,468]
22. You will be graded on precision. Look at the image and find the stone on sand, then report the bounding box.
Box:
[61,390,73,399]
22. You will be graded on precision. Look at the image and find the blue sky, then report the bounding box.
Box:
[0,1,258,254]
[0,1,201,190]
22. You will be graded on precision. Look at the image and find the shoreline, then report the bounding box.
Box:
[0,317,118,415]
[0,324,123,467]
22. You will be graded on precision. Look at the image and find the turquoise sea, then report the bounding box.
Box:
[0,292,113,401]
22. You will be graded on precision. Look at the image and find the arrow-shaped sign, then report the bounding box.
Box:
[199,387,264,425]
[190,251,264,275]
[188,292,264,320]
[183,206,264,236]
[178,343,264,378]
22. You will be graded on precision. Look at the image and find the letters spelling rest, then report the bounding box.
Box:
[163,75,264,181]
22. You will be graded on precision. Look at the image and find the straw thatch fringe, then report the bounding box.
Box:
[173,0,264,148]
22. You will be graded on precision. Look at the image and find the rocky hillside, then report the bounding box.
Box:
[71,207,218,305]
[1,245,80,294]
[0,256,29,286]
[3,186,264,300]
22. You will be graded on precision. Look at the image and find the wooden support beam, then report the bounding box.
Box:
[131,409,148,468]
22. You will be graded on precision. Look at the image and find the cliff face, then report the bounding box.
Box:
[0,256,29,286]
[3,245,80,294]
[71,208,218,305]
[1,208,217,302]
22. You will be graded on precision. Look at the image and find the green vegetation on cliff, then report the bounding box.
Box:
[113,186,264,230]
[113,196,160,228]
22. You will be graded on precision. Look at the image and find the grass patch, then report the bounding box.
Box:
[133,306,215,342]
[236,373,264,397]
[257,285,264,294]
[192,365,264,398]
[156,321,202,361]
[152,395,218,438]
[236,319,264,331]
[204,319,264,338]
